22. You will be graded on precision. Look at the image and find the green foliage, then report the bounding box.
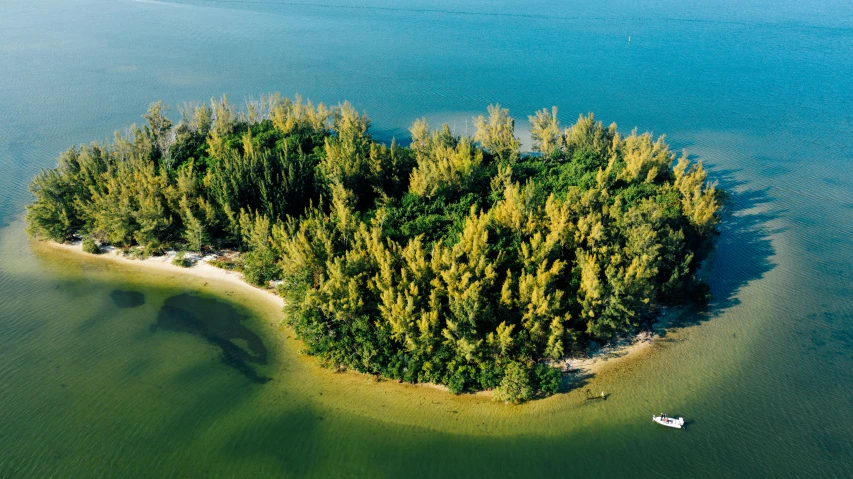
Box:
[172,251,192,268]
[473,104,521,163]
[446,366,474,394]
[529,107,562,156]
[494,362,533,403]
[81,237,100,254]
[209,256,242,271]
[26,94,723,399]
[239,212,281,286]
[533,363,562,395]
[243,247,280,286]
[409,128,484,199]
[25,146,110,241]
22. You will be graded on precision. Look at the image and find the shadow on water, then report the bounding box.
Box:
[498,166,783,399]
[679,166,783,326]
[77,289,147,332]
[109,290,145,308]
[681,417,697,429]
[152,293,271,384]
[564,371,593,394]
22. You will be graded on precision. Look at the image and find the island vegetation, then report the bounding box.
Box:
[26,94,721,402]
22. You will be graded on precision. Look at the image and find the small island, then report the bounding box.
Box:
[27,94,722,402]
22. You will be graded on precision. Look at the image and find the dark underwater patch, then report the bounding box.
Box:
[152,293,270,383]
[110,290,145,308]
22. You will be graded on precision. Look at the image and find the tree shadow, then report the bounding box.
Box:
[549,165,782,399]
[677,166,783,327]
[151,293,271,384]
[75,289,146,333]
[109,289,145,308]
[561,370,593,394]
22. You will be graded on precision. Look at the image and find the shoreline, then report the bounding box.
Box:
[41,240,284,308]
[40,239,673,384]
[565,306,685,375]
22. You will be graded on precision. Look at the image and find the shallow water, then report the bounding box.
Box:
[1,0,852,477]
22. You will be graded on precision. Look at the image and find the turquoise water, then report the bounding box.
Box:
[1,0,852,477]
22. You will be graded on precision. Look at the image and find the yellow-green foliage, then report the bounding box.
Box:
[528,107,562,157]
[409,121,483,198]
[26,95,722,398]
[473,104,520,163]
[270,94,333,134]
[81,237,100,254]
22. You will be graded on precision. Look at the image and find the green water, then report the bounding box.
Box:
[1,0,852,477]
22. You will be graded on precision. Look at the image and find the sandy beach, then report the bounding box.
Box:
[42,239,672,378]
[42,241,284,308]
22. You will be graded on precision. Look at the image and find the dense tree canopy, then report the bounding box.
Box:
[27,94,722,400]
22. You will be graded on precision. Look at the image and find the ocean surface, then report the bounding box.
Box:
[1,0,852,477]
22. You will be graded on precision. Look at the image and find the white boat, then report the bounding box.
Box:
[653,415,685,429]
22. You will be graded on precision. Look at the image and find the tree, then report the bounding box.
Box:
[409,132,483,198]
[473,104,520,163]
[82,237,100,254]
[494,362,533,403]
[239,211,280,286]
[533,363,561,395]
[529,106,562,157]
[143,101,176,169]
[25,95,723,398]
[183,208,207,252]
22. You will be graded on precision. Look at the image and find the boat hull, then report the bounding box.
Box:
[652,416,684,429]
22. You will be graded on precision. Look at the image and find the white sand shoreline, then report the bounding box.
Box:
[41,239,671,380]
[43,240,284,308]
